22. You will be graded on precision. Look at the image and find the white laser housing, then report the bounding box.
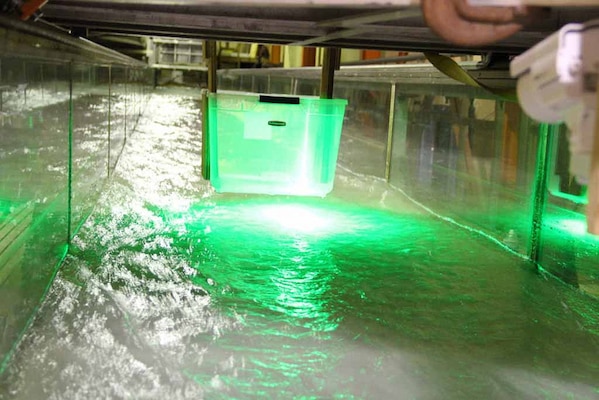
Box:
[511,19,599,184]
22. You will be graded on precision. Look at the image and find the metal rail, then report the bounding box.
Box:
[0,14,144,66]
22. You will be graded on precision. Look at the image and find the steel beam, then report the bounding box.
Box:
[292,27,371,47]
[42,5,323,37]
[317,9,422,28]
[46,0,420,6]
[41,1,599,53]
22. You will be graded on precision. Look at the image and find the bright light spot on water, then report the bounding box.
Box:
[260,204,332,234]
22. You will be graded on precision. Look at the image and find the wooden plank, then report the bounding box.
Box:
[0,245,24,287]
[0,204,33,246]
[0,203,33,286]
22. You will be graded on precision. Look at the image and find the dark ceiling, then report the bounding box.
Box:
[36,1,599,57]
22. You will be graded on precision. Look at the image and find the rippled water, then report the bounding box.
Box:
[1,88,598,399]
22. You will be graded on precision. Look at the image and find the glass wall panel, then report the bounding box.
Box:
[269,76,292,95]
[335,81,391,178]
[218,72,241,91]
[0,58,70,367]
[131,70,141,128]
[251,75,269,93]
[125,69,136,140]
[295,78,319,96]
[70,64,110,237]
[109,66,128,173]
[1,51,150,370]
[537,125,599,294]
[389,89,538,254]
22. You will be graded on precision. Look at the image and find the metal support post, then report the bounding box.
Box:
[320,47,340,99]
[205,40,217,93]
[202,40,217,180]
[529,123,555,263]
[385,83,397,182]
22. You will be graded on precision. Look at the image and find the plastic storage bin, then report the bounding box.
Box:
[207,92,347,196]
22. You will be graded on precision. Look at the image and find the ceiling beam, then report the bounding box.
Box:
[291,27,372,47]
[43,5,325,36]
[46,0,420,6]
[317,9,422,28]
[41,1,596,53]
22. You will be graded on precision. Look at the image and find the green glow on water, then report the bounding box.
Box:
[0,200,18,216]
[164,196,437,335]
[258,204,334,234]
[5,189,599,398]
[178,196,418,243]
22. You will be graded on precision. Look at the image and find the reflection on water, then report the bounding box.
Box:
[1,88,599,399]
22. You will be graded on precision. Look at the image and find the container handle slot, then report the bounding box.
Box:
[268,120,287,127]
[259,95,300,105]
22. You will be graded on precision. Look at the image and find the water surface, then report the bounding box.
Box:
[1,88,598,399]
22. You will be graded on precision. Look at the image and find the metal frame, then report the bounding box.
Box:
[0,14,143,66]
[38,1,598,53]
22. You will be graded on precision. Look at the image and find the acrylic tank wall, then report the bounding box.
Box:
[0,54,596,397]
[218,65,599,298]
[0,22,153,371]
